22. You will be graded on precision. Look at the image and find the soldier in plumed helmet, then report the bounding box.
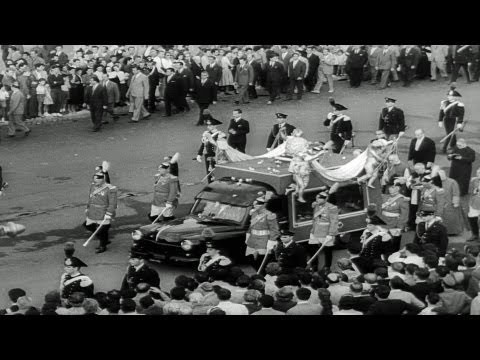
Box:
[60,256,94,301]
[360,215,391,269]
[438,86,465,153]
[323,98,353,153]
[149,161,180,223]
[198,228,232,274]
[83,168,118,254]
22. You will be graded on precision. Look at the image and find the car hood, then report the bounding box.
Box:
[140,217,239,243]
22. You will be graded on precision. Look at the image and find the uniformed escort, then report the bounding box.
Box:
[360,215,391,269]
[196,118,224,183]
[381,182,409,255]
[438,87,465,153]
[60,257,94,301]
[274,229,307,273]
[419,175,445,219]
[266,113,296,151]
[149,162,180,223]
[245,196,280,270]
[309,188,339,271]
[413,209,449,257]
[323,98,353,153]
[378,97,406,140]
[120,249,161,292]
[198,237,233,274]
[83,170,118,254]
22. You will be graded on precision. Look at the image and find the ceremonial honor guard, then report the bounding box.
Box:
[323,98,353,153]
[378,97,406,140]
[196,118,224,183]
[245,196,280,270]
[274,229,307,273]
[83,170,118,254]
[413,210,449,257]
[266,113,296,151]
[60,257,94,301]
[380,182,409,255]
[309,188,339,271]
[94,161,111,184]
[121,249,160,292]
[419,175,445,218]
[149,162,180,223]
[198,228,232,274]
[438,87,465,153]
[360,215,391,270]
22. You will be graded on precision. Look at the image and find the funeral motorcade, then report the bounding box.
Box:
[131,140,384,265]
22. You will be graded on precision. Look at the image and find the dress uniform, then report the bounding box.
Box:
[197,118,224,183]
[245,196,280,269]
[198,235,233,274]
[380,183,409,254]
[378,97,406,139]
[438,87,465,152]
[413,210,449,257]
[419,175,445,218]
[323,99,353,153]
[266,113,296,150]
[120,249,161,292]
[274,229,307,273]
[309,189,339,270]
[360,215,390,267]
[149,162,180,222]
[60,257,94,300]
[83,171,118,254]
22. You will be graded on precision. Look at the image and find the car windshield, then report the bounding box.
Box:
[191,200,247,224]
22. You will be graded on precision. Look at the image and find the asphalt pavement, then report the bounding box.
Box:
[0,77,479,308]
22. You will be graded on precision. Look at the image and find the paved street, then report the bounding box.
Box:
[1,78,479,308]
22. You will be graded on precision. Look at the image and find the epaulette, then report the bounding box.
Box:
[457,102,464,107]
[266,212,277,220]
[107,184,117,191]
[327,112,334,119]
[437,188,445,193]
[80,276,93,287]
[343,115,351,121]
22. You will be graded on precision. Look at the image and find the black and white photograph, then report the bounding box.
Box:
[1,43,480,317]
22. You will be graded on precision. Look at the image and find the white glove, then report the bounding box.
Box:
[196,155,202,163]
[438,122,443,128]
[266,240,277,251]
[266,148,271,152]
[325,235,334,244]
[457,123,464,129]
[104,214,112,221]
[165,203,173,208]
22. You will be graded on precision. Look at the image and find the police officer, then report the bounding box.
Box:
[323,98,353,153]
[245,196,280,270]
[196,118,224,183]
[378,97,406,140]
[438,87,465,153]
[380,182,409,256]
[309,188,339,271]
[360,215,391,270]
[274,229,307,273]
[266,113,296,151]
[198,229,233,274]
[120,249,161,292]
[149,162,180,223]
[60,257,94,301]
[413,209,449,257]
[83,170,118,254]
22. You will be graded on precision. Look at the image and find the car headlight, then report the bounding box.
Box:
[131,230,143,241]
[181,240,194,251]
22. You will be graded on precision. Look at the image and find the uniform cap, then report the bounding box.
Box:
[318,191,329,199]
[205,118,222,125]
[129,249,147,259]
[418,210,435,217]
[160,162,170,169]
[366,215,386,226]
[255,196,266,204]
[385,97,396,103]
[280,229,295,236]
[447,86,461,97]
[64,257,88,268]
[93,172,105,179]
[275,113,288,119]
[332,103,348,111]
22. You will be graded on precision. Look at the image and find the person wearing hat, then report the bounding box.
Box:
[47,64,64,115]
[285,52,306,101]
[378,97,406,140]
[323,98,353,153]
[308,187,339,271]
[413,210,449,257]
[274,229,307,273]
[438,86,465,153]
[83,168,118,254]
[266,113,296,151]
[196,117,225,183]
[193,71,216,126]
[59,257,94,301]
[379,182,409,256]
[360,215,390,266]
[0,288,26,315]
[198,229,232,273]
[149,161,180,222]
[265,53,284,105]
[447,138,475,197]
[94,160,111,184]
[245,196,280,270]
[437,273,472,315]
[121,249,160,292]
[233,56,254,105]
[83,75,108,132]
[6,80,31,137]
[419,175,445,218]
